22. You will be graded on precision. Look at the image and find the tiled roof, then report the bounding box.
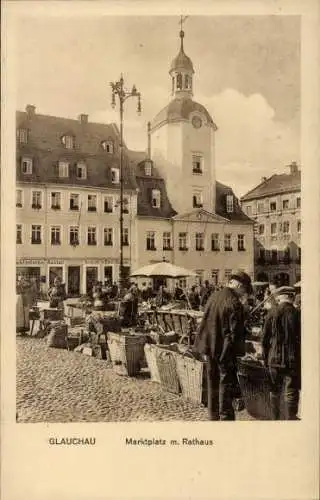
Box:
[151,97,217,130]
[135,160,177,218]
[16,110,137,190]
[241,170,301,201]
[215,181,254,223]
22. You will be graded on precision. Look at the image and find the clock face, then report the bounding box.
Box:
[192,116,202,129]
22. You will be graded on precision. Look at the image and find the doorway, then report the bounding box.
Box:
[104,266,113,285]
[49,266,63,286]
[68,266,80,296]
[86,266,98,295]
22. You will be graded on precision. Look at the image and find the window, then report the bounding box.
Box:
[193,191,203,208]
[31,191,42,209]
[18,128,28,144]
[51,192,61,210]
[31,225,41,244]
[145,161,152,176]
[163,232,172,250]
[257,202,264,214]
[16,225,22,244]
[58,161,69,178]
[111,168,120,184]
[226,194,234,213]
[104,228,113,246]
[122,228,129,246]
[178,232,188,250]
[88,194,97,212]
[224,234,232,251]
[224,269,232,282]
[87,227,97,246]
[238,234,245,251]
[62,135,74,149]
[16,189,23,208]
[123,197,129,214]
[176,72,182,89]
[69,226,79,246]
[77,163,87,179]
[282,199,289,210]
[283,221,290,234]
[51,226,61,245]
[21,157,33,174]
[271,223,277,235]
[195,232,204,251]
[151,189,161,208]
[296,197,301,209]
[246,205,252,216]
[271,249,278,263]
[146,231,156,250]
[270,201,277,212]
[104,195,113,213]
[211,233,220,251]
[192,154,203,174]
[101,140,114,153]
[211,269,219,286]
[258,224,265,235]
[297,220,301,233]
[70,193,79,211]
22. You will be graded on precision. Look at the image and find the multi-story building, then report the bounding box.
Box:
[16,28,254,295]
[16,106,138,295]
[241,162,301,286]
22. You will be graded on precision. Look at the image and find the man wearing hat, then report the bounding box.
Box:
[193,270,252,420]
[262,286,301,420]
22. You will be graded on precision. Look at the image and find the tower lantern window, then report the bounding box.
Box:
[177,73,182,90]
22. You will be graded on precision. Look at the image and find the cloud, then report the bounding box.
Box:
[91,88,300,197]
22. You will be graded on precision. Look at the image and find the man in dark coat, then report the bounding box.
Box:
[262,286,301,420]
[193,270,252,420]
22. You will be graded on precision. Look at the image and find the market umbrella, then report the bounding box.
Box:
[130,262,197,278]
[294,281,301,288]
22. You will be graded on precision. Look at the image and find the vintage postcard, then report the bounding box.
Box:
[1,1,319,499]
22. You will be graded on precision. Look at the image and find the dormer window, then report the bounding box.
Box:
[151,189,161,208]
[76,162,87,179]
[21,157,33,174]
[58,161,69,178]
[226,194,234,213]
[61,135,75,149]
[101,140,114,153]
[145,161,152,176]
[17,128,28,144]
[111,167,120,184]
[193,190,203,208]
[192,154,203,174]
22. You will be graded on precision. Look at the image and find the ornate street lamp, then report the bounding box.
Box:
[110,75,141,292]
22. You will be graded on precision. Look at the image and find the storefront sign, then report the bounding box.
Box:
[17,259,45,265]
[48,260,64,265]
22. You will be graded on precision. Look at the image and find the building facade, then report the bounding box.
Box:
[16,29,254,295]
[240,162,301,286]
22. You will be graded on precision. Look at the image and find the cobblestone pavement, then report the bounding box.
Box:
[16,337,253,423]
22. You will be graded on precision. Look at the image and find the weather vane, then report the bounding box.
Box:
[179,15,189,31]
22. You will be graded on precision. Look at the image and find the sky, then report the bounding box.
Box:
[16,15,300,197]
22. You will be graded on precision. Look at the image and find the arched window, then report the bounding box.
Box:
[176,73,182,90]
[184,74,189,89]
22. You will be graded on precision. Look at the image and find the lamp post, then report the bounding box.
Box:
[110,75,141,293]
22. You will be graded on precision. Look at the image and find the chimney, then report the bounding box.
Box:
[289,161,298,175]
[261,176,267,183]
[26,105,36,117]
[147,121,151,159]
[78,113,88,124]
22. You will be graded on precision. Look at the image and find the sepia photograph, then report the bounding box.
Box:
[14,14,303,424]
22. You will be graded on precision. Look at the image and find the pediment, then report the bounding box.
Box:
[171,208,230,223]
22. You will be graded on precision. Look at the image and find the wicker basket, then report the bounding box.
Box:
[155,345,180,394]
[144,343,161,383]
[107,332,147,376]
[41,308,64,321]
[237,358,274,420]
[176,353,207,404]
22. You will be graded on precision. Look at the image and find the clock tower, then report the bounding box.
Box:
[150,27,218,215]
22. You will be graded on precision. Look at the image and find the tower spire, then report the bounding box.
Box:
[169,16,194,98]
